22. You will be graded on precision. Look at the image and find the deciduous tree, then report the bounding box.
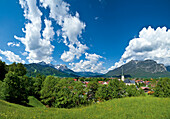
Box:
[154,78,170,97]
[3,71,28,104]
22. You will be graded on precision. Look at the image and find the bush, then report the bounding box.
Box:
[125,85,139,97]
[138,88,145,96]
[95,84,109,101]
[154,78,170,97]
[87,81,99,102]
[107,79,126,98]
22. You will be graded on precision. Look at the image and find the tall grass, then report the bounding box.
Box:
[0,97,169,119]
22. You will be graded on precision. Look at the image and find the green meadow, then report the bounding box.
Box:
[0,96,169,119]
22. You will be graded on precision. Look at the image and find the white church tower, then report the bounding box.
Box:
[121,66,125,81]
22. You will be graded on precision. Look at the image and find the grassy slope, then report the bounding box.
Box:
[0,97,170,119]
[28,96,45,108]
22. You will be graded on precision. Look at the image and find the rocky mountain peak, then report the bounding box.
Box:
[54,64,69,71]
[105,59,170,78]
[38,61,47,65]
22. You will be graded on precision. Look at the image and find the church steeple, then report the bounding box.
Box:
[121,66,125,81]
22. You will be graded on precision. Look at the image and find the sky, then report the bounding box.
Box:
[0,0,170,73]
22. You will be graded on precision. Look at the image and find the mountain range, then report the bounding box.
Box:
[24,62,102,77]
[24,60,170,78]
[24,63,78,77]
[105,60,170,78]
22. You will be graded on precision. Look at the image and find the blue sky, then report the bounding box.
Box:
[0,0,170,73]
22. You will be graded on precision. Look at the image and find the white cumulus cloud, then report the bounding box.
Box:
[109,26,170,71]
[21,52,28,56]
[0,56,2,60]
[15,0,55,63]
[39,0,105,72]
[42,19,55,41]
[60,14,88,62]
[70,53,106,73]
[7,42,20,47]
[40,0,69,25]
[13,0,106,73]
[40,0,88,62]
[0,49,25,64]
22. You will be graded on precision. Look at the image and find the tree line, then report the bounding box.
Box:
[0,60,169,108]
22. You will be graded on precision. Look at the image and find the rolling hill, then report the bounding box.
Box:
[0,97,169,119]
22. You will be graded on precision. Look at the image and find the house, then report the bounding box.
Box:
[84,81,89,84]
[147,91,154,95]
[82,81,89,87]
[144,81,151,86]
[124,79,135,85]
[98,81,104,84]
[73,79,77,81]
[103,82,108,85]
[98,81,109,85]
[140,87,150,92]
[135,80,144,83]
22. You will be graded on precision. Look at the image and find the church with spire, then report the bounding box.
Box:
[121,66,125,81]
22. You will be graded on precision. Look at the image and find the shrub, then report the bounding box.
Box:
[125,85,139,97]
[154,78,170,97]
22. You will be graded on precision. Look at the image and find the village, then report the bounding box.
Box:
[73,73,156,95]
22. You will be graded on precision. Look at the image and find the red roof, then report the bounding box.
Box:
[136,80,142,82]
[98,81,103,84]
[144,81,151,85]
[73,79,77,81]
[140,87,149,90]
